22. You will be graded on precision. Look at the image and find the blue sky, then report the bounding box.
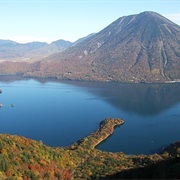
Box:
[0,0,180,43]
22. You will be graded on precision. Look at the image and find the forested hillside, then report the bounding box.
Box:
[0,119,179,179]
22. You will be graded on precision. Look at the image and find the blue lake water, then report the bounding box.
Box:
[0,76,180,155]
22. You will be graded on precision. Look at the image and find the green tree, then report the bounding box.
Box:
[0,158,8,171]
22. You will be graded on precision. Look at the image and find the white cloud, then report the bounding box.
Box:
[164,13,180,25]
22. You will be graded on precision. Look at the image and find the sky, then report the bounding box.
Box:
[0,0,180,43]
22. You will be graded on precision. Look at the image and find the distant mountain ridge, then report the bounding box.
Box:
[0,39,64,59]
[0,11,179,83]
[0,34,94,60]
[0,39,18,47]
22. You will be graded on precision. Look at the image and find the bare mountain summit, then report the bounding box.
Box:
[1,11,180,82]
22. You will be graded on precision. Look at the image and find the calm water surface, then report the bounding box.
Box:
[0,76,180,155]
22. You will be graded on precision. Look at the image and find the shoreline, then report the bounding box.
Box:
[0,74,180,84]
[69,118,124,150]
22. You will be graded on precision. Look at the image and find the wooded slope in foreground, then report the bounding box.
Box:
[0,118,179,179]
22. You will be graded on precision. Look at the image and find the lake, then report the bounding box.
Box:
[0,76,180,155]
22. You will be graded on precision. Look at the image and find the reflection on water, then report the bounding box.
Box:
[1,75,179,116]
[64,81,180,116]
[0,76,180,154]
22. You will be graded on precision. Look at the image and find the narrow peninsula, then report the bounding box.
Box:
[69,118,124,149]
[0,118,179,179]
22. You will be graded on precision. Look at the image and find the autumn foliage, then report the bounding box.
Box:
[0,119,179,179]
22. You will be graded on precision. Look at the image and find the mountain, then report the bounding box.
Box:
[0,40,48,59]
[0,34,95,61]
[0,40,19,59]
[0,11,180,82]
[0,39,18,47]
[0,40,70,60]
[23,41,48,50]
[50,39,72,49]
[72,33,96,46]
[24,39,72,59]
[25,11,179,82]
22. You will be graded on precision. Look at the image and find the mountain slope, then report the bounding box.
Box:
[72,33,96,46]
[0,11,179,82]
[24,39,72,58]
[0,125,179,179]
[0,34,95,61]
[0,39,18,47]
[0,40,48,59]
[0,40,72,60]
[27,11,180,82]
